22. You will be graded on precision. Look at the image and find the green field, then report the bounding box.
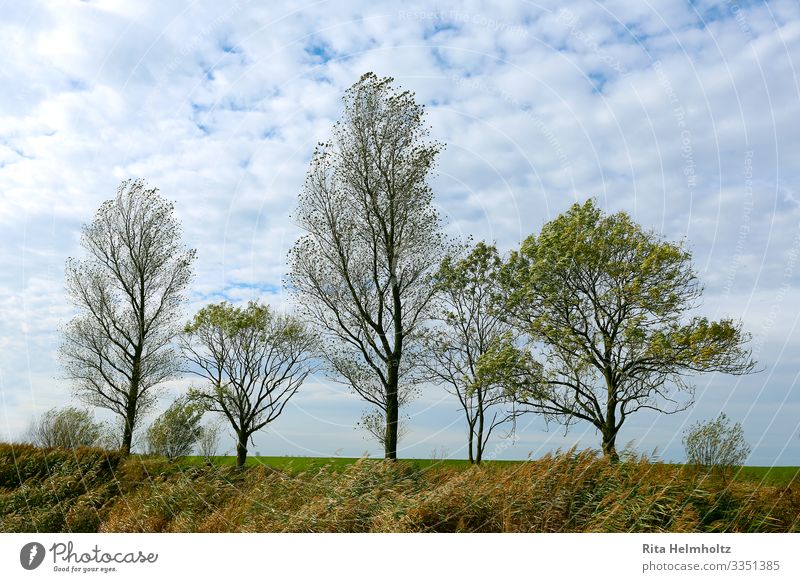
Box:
[734,465,800,485]
[180,455,800,485]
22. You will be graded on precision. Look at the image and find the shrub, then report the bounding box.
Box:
[146,397,204,461]
[197,421,222,463]
[25,407,102,449]
[683,413,751,473]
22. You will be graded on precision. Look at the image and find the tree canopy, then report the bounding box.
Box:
[182,301,315,467]
[498,200,755,459]
[26,406,103,450]
[146,396,205,462]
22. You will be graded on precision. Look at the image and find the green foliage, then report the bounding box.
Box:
[498,199,755,457]
[182,300,315,466]
[26,406,103,449]
[424,241,540,462]
[683,413,752,472]
[146,396,205,462]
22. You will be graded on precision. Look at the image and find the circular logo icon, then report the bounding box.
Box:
[20,542,46,570]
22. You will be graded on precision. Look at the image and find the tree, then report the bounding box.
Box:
[26,406,102,449]
[287,72,448,459]
[60,179,196,454]
[421,242,524,464]
[181,301,315,468]
[145,396,205,462]
[683,413,751,472]
[498,200,755,460]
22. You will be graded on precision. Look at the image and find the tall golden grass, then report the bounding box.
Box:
[1,444,797,532]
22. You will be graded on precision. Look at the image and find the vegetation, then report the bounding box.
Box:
[197,421,222,464]
[1,444,797,533]
[145,396,205,462]
[497,200,756,459]
[684,413,752,474]
[182,301,315,467]
[421,242,523,464]
[0,444,125,532]
[60,179,196,453]
[25,406,103,450]
[287,73,449,459]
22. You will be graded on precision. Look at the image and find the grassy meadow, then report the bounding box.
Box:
[1,443,798,533]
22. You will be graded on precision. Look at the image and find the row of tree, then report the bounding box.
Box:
[56,73,755,466]
[27,403,752,473]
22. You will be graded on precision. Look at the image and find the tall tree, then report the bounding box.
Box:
[181,301,315,468]
[498,200,755,460]
[287,72,448,459]
[421,242,525,464]
[60,179,195,454]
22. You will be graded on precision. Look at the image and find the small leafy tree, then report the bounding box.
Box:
[145,396,205,461]
[421,242,527,464]
[683,413,751,472]
[26,406,102,449]
[498,200,756,460]
[182,301,315,467]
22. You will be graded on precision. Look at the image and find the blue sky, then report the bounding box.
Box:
[1,0,799,464]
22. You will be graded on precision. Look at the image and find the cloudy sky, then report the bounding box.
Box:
[1,0,798,464]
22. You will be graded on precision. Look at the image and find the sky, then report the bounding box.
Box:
[1,0,798,464]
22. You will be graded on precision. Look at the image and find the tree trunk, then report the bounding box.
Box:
[603,378,619,462]
[467,425,475,464]
[121,388,138,455]
[121,414,134,455]
[236,435,248,468]
[122,353,142,455]
[475,396,485,466]
[385,266,403,461]
[601,429,618,462]
[384,363,399,460]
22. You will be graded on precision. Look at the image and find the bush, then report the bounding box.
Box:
[26,407,102,449]
[197,421,222,463]
[683,413,751,472]
[146,396,204,461]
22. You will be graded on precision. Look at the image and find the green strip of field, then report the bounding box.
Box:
[734,466,800,485]
[179,456,799,485]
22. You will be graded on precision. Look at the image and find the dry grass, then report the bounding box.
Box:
[2,444,798,533]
